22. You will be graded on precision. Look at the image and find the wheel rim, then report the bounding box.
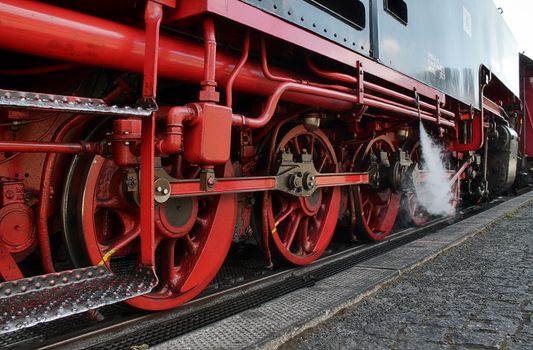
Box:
[64,155,236,310]
[354,136,400,241]
[266,125,341,265]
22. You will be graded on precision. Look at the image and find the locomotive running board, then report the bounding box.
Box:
[0,266,157,334]
[0,89,156,117]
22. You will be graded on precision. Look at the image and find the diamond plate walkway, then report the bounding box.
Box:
[154,191,533,350]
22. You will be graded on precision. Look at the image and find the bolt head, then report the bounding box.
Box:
[156,186,162,193]
[163,188,169,195]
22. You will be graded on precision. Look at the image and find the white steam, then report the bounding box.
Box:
[414,122,454,216]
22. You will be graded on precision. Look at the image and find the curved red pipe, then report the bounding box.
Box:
[226,32,250,108]
[155,106,196,154]
[232,82,359,128]
[305,55,359,85]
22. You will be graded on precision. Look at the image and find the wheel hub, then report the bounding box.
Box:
[299,189,322,215]
[156,196,198,239]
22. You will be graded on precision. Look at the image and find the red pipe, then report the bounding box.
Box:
[364,81,455,119]
[365,96,455,128]
[305,56,359,85]
[0,140,87,153]
[0,0,353,112]
[202,17,217,88]
[260,36,296,83]
[226,32,250,108]
[366,94,435,120]
[199,16,219,102]
[260,36,353,94]
[155,106,196,154]
[232,82,359,128]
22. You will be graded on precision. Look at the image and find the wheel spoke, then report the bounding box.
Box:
[318,156,327,173]
[308,134,315,155]
[283,212,302,249]
[101,227,140,260]
[290,138,301,154]
[181,233,197,254]
[274,201,297,225]
[96,197,122,210]
[160,239,181,292]
[299,218,312,253]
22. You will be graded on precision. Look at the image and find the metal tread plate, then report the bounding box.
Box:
[0,89,155,117]
[0,266,156,334]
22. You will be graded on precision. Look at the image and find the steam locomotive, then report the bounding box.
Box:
[0,0,531,332]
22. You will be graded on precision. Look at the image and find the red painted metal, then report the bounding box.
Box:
[352,135,401,241]
[226,31,250,108]
[0,140,90,154]
[232,82,358,128]
[453,110,484,152]
[365,96,455,128]
[0,181,34,255]
[155,106,195,155]
[260,36,354,93]
[264,125,341,265]
[305,55,359,85]
[110,119,142,167]
[482,96,507,120]
[77,155,236,310]
[524,104,533,156]
[138,0,162,269]
[364,81,455,119]
[198,16,220,103]
[184,103,233,165]
[314,173,369,187]
[169,173,368,197]
[449,160,471,186]
[170,177,278,197]
[0,240,23,281]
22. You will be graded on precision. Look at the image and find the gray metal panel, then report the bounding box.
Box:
[240,0,371,56]
[376,0,519,107]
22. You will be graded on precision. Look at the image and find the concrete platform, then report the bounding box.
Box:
[153,191,533,350]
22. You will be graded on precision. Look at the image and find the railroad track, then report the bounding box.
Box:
[1,199,507,350]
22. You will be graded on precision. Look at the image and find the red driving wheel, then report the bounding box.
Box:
[265,125,341,265]
[352,135,401,241]
[63,154,236,310]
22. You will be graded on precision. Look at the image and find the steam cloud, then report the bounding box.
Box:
[414,122,455,216]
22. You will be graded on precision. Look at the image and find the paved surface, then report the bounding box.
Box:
[280,203,533,350]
